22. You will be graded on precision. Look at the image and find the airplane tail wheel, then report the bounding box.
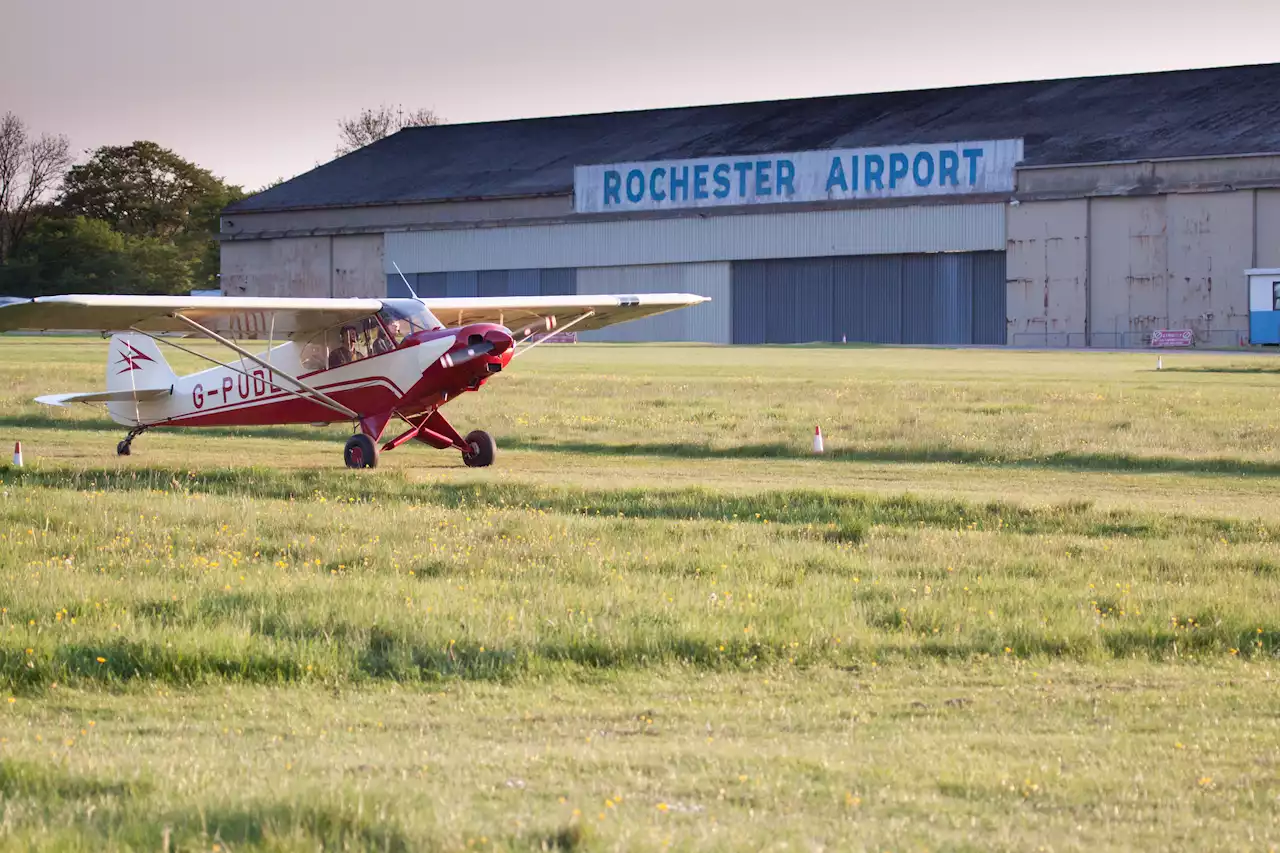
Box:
[344,434,378,469]
[462,430,495,468]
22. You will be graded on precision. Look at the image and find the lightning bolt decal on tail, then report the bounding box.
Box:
[115,342,155,375]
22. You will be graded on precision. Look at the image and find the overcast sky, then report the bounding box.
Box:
[4,0,1278,192]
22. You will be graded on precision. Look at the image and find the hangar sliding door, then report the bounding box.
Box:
[731,251,1006,345]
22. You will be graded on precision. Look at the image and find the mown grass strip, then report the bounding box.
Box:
[500,438,1280,478]
[4,464,1274,543]
[6,619,1280,692]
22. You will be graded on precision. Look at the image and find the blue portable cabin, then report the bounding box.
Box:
[1249,269,1280,345]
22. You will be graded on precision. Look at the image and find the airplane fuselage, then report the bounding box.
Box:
[110,324,515,430]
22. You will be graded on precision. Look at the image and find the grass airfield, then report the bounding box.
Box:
[1,337,1280,851]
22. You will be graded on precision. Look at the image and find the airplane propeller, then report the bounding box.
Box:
[442,340,497,369]
[511,315,558,345]
[510,310,595,358]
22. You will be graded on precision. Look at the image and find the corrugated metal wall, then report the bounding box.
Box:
[383,253,1002,346]
[831,256,901,344]
[731,252,1006,344]
[386,268,576,298]
[575,263,731,343]
[384,203,1005,273]
[387,263,730,342]
[970,254,1007,344]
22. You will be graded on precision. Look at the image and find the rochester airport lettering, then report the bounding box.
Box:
[573,139,1023,214]
[605,160,797,206]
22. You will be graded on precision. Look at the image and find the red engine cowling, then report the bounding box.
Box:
[402,324,515,411]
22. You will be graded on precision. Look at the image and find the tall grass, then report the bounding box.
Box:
[1,462,1277,694]
[2,341,1279,850]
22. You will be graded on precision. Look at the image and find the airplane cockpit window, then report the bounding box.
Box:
[298,306,448,371]
[298,306,444,372]
[298,317,385,372]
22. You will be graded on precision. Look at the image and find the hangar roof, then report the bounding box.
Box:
[228,62,1280,214]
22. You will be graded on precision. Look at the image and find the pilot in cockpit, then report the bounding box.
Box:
[329,325,361,368]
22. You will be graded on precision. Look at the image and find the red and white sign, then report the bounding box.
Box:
[1150,329,1194,347]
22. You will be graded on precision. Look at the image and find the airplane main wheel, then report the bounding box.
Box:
[344,434,378,469]
[462,430,495,468]
[116,441,131,457]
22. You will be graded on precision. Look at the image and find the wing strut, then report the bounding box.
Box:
[511,310,595,359]
[169,313,360,420]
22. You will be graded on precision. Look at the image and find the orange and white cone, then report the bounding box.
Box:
[812,426,824,454]
[12,442,21,467]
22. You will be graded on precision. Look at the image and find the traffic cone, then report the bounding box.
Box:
[812,426,824,454]
[12,442,21,467]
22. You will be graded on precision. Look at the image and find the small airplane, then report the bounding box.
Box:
[0,288,707,468]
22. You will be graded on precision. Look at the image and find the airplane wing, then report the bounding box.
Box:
[0,294,383,337]
[0,292,710,337]
[422,293,710,332]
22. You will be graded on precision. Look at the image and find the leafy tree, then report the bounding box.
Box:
[186,180,245,290]
[0,112,72,264]
[256,176,288,193]
[336,104,441,155]
[0,216,194,297]
[59,140,242,238]
[57,141,244,289]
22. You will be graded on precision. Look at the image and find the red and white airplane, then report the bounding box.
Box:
[0,290,707,468]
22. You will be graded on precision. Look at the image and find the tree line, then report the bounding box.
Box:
[0,104,440,298]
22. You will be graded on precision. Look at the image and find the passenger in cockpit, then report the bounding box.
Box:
[371,319,401,355]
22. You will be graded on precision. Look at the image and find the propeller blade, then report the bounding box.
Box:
[439,340,496,369]
[513,315,558,343]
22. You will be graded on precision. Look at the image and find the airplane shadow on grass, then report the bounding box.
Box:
[3,413,1277,479]
[499,438,1280,479]
[0,412,348,445]
[0,744,413,851]
[1161,366,1280,375]
[19,629,1280,693]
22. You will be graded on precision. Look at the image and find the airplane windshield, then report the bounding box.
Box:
[378,302,442,345]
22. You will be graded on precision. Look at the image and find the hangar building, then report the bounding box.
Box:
[220,62,1280,347]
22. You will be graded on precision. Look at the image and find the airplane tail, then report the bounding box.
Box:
[104,333,177,426]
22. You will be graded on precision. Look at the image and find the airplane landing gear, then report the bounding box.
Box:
[462,430,495,467]
[117,426,147,456]
[377,411,497,468]
[344,434,378,469]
